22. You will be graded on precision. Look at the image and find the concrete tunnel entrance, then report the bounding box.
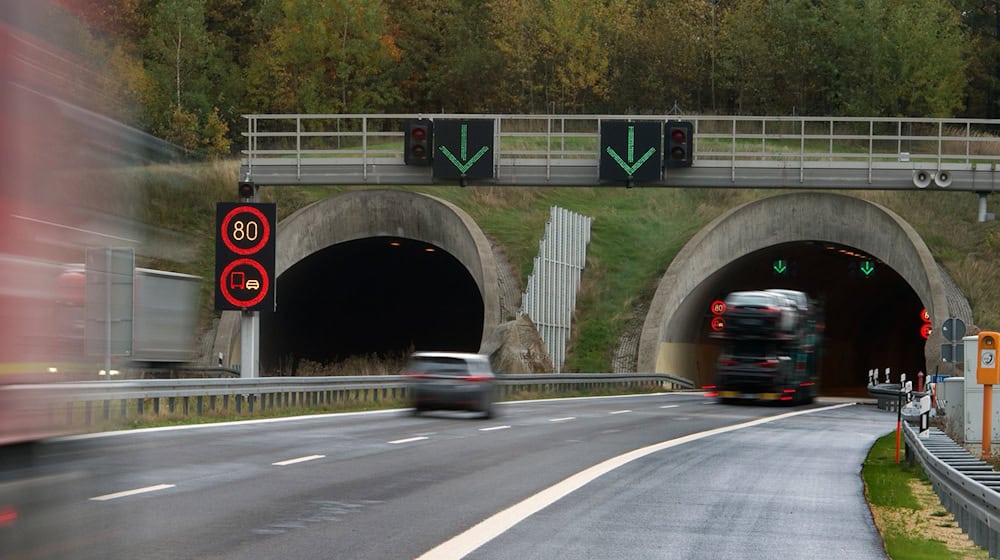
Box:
[639,192,955,397]
[260,236,484,373]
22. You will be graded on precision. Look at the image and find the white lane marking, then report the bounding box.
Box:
[660,405,679,409]
[272,454,326,466]
[389,436,429,445]
[609,410,631,415]
[415,403,856,560]
[479,426,512,432]
[549,417,576,423]
[90,484,176,502]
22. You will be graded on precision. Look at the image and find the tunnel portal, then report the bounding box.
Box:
[639,192,952,397]
[260,236,484,374]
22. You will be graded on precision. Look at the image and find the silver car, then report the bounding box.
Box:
[403,352,496,418]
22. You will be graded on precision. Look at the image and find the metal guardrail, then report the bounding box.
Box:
[11,373,693,428]
[903,422,1000,558]
[240,114,1000,191]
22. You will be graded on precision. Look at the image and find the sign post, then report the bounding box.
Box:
[977,331,999,459]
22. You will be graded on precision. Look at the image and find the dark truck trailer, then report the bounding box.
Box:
[709,290,821,404]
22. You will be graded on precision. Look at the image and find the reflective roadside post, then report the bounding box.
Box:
[977,332,1000,459]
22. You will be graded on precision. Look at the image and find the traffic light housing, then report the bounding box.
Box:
[238,181,257,200]
[404,119,433,165]
[665,121,693,168]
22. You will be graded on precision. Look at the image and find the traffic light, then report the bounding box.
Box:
[404,119,433,165]
[665,121,693,168]
[238,181,257,200]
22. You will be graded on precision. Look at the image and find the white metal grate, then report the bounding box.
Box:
[520,207,592,373]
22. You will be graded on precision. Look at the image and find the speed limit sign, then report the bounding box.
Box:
[215,202,276,311]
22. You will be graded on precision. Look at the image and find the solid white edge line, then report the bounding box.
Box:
[414,403,856,560]
[389,436,429,445]
[90,483,176,502]
[272,454,326,466]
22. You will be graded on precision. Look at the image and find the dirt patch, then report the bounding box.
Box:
[869,479,989,559]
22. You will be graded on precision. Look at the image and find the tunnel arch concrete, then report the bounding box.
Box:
[215,190,501,371]
[637,191,951,389]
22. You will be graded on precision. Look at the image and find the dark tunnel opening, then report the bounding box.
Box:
[260,237,484,374]
[696,241,927,396]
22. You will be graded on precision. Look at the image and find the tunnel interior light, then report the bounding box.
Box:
[389,241,401,247]
[424,247,436,253]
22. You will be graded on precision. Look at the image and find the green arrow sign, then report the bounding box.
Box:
[773,259,788,275]
[605,126,657,176]
[860,260,875,277]
[438,124,490,174]
[432,119,495,180]
[599,121,661,182]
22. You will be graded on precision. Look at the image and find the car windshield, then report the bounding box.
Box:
[407,357,471,375]
[726,293,778,307]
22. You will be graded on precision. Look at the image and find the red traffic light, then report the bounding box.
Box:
[405,119,433,166]
[665,121,693,168]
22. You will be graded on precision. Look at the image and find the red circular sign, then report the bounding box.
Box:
[920,308,931,323]
[920,323,932,339]
[710,299,727,316]
[221,205,271,256]
[219,258,270,308]
[711,316,725,332]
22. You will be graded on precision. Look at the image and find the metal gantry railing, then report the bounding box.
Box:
[520,207,592,372]
[240,113,1000,191]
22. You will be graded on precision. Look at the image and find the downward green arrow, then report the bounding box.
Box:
[860,261,875,277]
[606,125,657,176]
[773,260,787,274]
[438,124,490,174]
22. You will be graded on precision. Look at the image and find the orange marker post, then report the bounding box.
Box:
[977,332,1000,459]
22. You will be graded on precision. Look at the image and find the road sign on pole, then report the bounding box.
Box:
[433,119,494,181]
[599,121,660,183]
[215,202,276,312]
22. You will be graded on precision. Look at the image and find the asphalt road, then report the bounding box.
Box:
[1,394,891,559]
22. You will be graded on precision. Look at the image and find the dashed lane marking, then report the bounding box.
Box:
[90,484,176,502]
[389,436,430,445]
[272,454,326,466]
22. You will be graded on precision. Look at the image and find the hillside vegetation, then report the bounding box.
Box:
[127,160,1000,373]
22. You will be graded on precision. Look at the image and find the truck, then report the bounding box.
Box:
[60,265,202,366]
[708,289,822,404]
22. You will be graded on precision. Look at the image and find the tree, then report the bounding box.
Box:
[488,0,612,113]
[244,0,401,115]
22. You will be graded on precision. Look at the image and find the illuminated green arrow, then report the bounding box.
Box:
[860,261,875,277]
[438,124,490,174]
[605,125,657,176]
[773,259,787,275]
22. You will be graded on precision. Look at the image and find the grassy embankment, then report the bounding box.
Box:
[864,432,989,559]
